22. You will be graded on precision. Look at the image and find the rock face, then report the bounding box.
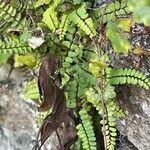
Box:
[116,85,150,150]
[109,24,150,150]
[0,65,59,150]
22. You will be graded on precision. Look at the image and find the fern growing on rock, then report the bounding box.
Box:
[0,0,150,150]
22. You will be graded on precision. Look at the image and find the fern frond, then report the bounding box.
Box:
[59,13,70,40]
[86,87,124,150]
[101,99,123,150]
[0,35,32,55]
[106,67,150,89]
[68,3,96,38]
[94,0,130,23]
[42,6,59,33]
[0,0,28,31]
[65,80,78,108]
[76,106,96,150]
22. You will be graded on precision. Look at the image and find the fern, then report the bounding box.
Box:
[86,86,124,150]
[0,34,32,55]
[0,0,28,32]
[106,67,150,89]
[65,80,78,108]
[0,0,150,149]
[42,6,59,33]
[59,13,70,40]
[68,3,96,38]
[76,106,96,150]
[94,0,130,23]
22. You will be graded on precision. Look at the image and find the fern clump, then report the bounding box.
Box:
[0,0,150,150]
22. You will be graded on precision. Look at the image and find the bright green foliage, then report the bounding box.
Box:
[106,67,150,90]
[76,106,96,150]
[0,35,32,55]
[23,79,40,100]
[34,0,52,8]
[61,54,97,109]
[59,14,69,40]
[102,93,124,150]
[14,53,37,68]
[86,86,124,150]
[128,0,150,26]
[106,21,132,54]
[68,3,96,38]
[42,6,59,33]
[0,53,10,65]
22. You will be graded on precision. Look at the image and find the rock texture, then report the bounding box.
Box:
[0,65,59,150]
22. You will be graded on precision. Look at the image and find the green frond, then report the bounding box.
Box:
[106,67,150,89]
[86,87,124,150]
[100,99,119,150]
[94,0,130,23]
[0,0,28,31]
[59,13,70,40]
[42,6,59,33]
[0,35,32,55]
[68,3,96,38]
[76,107,96,150]
[65,80,78,108]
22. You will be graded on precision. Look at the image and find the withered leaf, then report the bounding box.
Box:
[35,87,66,149]
[34,56,76,150]
[38,56,61,112]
